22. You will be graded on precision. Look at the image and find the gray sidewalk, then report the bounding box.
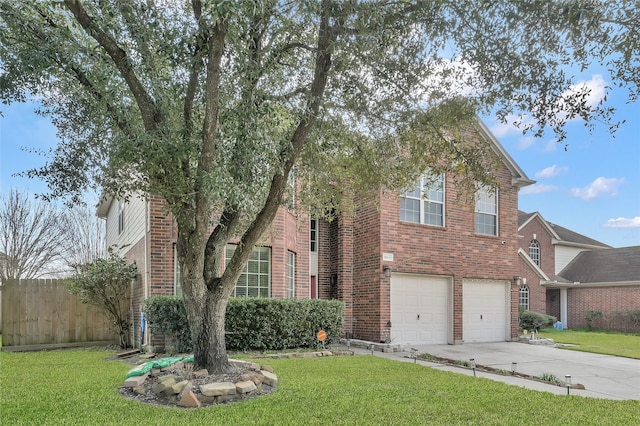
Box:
[350,341,640,400]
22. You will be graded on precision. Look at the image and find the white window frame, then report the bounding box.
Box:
[475,185,498,236]
[287,251,295,299]
[118,202,125,235]
[225,244,271,298]
[519,285,530,311]
[400,173,445,227]
[529,240,540,266]
[310,219,318,252]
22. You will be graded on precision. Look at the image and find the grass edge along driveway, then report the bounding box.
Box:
[538,328,640,359]
[1,348,639,425]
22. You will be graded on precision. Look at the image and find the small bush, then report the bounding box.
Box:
[144,296,192,352]
[585,310,603,331]
[67,249,137,348]
[144,296,344,352]
[520,311,556,332]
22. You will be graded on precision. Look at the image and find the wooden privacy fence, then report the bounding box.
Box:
[1,279,117,348]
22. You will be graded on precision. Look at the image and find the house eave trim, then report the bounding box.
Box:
[541,280,640,288]
[518,248,550,280]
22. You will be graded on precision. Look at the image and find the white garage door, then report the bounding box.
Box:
[390,274,451,345]
[463,280,509,342]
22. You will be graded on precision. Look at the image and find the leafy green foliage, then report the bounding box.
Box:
[144,296,344,352]
[519,311,556,331]
[143,296,192,353]
[67,249,137,348]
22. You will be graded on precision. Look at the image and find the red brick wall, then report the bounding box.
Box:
[518,216,555,277]
[353,197,383,342]
[347,158,522,343]
[568,286,640,332]
[264,209,310,299]
[317,218,335,300]
[148,195,177,298]
[517,257,546,314]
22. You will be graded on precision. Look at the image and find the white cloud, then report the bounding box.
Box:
[557,74,608,122]
[604,216,640,228]
[489,113,536,139]
[520,184,557,195]
[570,177,625,200]
[535,165,568,179]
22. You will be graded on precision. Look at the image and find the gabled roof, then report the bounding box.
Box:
[475,119,535,188]
[518,210,610,249]
[559,246,640,284]
[548,222,611,249]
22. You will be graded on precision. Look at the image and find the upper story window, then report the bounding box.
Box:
[400,173,445,226]
[287,251,296,299]
[475,185,498,236]
[310,219,317,252]
[117,201,125,234]
[519,285,530,311]
[529,240,541,266]
[225,244,271,297]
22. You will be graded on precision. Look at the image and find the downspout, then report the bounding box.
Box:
[142,198,150,350]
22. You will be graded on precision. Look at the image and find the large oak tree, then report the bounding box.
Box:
[1,1,636,373]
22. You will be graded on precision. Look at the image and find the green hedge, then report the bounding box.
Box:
[519,311,556,331]
[144,296,344,352]
[143,296,192,352]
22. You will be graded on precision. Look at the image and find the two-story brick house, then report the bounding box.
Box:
[517,211,640,331]
[98,118,534,349]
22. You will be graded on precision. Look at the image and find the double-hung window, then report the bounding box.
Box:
[225,244,271,297]
[475,186,498,235]
[400,173,445,226]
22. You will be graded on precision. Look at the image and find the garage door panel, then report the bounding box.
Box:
[391,274,451,345]
[463,280,508,343]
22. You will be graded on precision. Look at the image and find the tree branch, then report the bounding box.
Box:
[64,0,161,131]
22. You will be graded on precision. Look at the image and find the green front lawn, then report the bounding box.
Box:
[537,329,640,359]
[1,349,639,425]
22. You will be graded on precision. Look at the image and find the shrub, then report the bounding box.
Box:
[612,310,640,332]
[585,310,603,331]
[144,296,192,353]
[144,296,344,352]
[519,311,556,332]
[67,249,137,348]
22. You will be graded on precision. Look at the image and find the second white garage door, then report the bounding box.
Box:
[390,274,451,345]
[463,280,509,343]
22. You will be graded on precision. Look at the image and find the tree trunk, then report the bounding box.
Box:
[191,288,235,374]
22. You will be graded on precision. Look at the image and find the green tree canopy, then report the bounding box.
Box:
[1,0,637,372]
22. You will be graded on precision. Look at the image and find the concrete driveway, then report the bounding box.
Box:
[354,341,640,400]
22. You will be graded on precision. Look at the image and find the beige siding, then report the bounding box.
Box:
[555,245,587,274]
[104,195,147,254]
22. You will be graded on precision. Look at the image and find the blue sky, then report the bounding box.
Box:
[483,71,640,249]
[1,70,638,248]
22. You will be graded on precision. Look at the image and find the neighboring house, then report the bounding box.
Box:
[98,118,534,349]
[518,211,640,331]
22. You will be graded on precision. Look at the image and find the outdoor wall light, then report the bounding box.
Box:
[383,265,392,278]
[511,362,517,375]
[565,374,572,395]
